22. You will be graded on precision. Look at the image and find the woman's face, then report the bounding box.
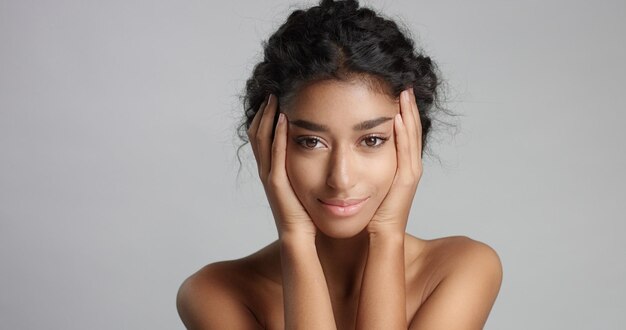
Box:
[284,79,399,238]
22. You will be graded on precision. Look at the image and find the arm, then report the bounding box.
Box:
[281,234,337,329]
[355,232,407,329]
[409,238,503,330]
[250,95,336,329]
[356,89,421,329]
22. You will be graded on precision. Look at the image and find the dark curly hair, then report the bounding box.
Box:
[238,0,449,158]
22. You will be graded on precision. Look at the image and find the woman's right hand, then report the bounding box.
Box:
[247,94,318,239]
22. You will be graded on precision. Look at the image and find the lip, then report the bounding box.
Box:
[318,197,369,217]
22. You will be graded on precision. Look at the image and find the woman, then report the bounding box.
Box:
[177,0,502,329]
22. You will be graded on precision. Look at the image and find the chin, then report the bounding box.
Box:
[304,197,380,239]
[309,213,373,239]
[315,224,367,239]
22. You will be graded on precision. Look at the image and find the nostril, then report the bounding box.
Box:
[326,169,354,190]
[325,148,357,189]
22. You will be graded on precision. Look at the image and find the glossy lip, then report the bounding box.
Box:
[318,197,370,217]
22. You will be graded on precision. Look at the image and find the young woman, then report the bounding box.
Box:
[177,0,502,329]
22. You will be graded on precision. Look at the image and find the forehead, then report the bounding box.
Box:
[285,79,399,124]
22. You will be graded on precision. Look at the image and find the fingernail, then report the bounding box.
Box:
[278,112,285,123]
[395,113,403,123]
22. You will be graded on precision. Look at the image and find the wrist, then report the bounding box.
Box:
[279,232,319,263]
[368,230,406,245]
[367,220,406,239]
[279,230,317,246]
[277,222,317,239]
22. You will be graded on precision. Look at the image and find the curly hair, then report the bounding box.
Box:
[238,0,448,158]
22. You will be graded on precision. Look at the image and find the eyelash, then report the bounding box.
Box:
[362,135,389,148]
[294,135,389,150]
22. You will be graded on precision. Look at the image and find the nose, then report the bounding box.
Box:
[325,146,356,191]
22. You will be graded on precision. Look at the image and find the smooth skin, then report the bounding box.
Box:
[177,79,503,330]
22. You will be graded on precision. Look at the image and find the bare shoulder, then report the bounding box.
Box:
[176,260,264,330]
[427,235,502,272]
[409,236,503,330]
[176,245,275,329]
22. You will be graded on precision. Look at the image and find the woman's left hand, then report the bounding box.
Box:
[368,88,423,237]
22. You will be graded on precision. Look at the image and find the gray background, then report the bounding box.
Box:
[1,0,625,329]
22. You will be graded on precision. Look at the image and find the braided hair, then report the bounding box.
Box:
[239,0,447,158]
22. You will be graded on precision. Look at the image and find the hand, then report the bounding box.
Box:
[368,88,424,237]
[247,95,318,238]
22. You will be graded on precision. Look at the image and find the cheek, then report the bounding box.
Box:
[285,147,322,200]
[368,148,397,194]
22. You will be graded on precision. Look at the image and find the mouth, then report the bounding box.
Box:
[318,197,370,217]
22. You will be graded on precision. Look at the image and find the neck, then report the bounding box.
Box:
[315,230,370,299]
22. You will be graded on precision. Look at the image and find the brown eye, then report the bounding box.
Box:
[304,138,319,148]
[295,137,324,149]
[360,136,388,148]
[364,137,378,147]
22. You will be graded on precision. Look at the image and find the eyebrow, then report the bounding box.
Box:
[353,117,393,130]
[290,116,393,132]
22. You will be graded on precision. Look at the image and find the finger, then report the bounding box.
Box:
[268,113,299,204]
[248,97,268,165]
[256,94,277,178]
[393,113,413,181]
[247,96,268,139]
[268,114,315,231]
[400,89,417,169]
[409,87,423,159]
[270,113,288,181]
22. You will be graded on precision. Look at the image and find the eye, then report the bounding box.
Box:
[295,136,325,149]
[360,135,388,148]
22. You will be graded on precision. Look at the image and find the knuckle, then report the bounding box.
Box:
[415,163,423,175]
[271,141,283,155]
[404,171,420,185]
[414,172,422,183]
[397,173,415,187]
[255,131,264,142]
[267,172,282,189]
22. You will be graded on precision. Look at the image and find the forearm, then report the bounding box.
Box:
[356,232,407,329]
[280,233,337,330]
